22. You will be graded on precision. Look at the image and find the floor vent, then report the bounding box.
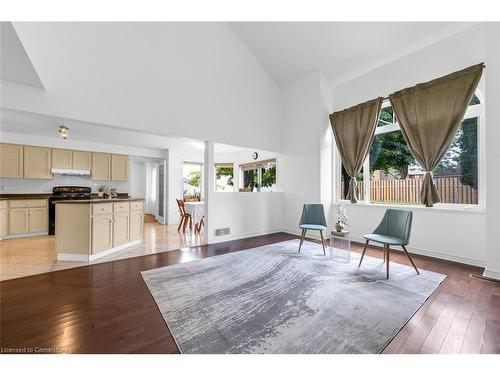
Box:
[214,227,230,236]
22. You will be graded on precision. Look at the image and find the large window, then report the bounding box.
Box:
[339,93,483,207]
[240,159,277,192]
[215,163,234,192]
[182,162,203,201]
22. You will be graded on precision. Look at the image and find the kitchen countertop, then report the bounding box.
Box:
[0,193,51,200]
[53,197,145,204]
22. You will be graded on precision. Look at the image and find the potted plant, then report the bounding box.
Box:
[335,203,350,232]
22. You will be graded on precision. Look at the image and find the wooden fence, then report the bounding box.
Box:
[353,177,478,204]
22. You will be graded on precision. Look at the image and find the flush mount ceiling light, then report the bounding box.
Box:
[58,124,69,139]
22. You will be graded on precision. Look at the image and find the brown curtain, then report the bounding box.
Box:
[330,97,383,203]
[389,63,483,207]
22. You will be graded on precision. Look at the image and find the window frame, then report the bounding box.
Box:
[239,158,278,192]
[334,90,485,210]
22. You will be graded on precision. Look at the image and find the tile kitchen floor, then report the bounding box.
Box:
[0,218,204,281]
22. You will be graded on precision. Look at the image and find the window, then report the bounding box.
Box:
[338,92,483,206]
[215,163,234,192]
[182,162,203,201]
[240,159,277,192]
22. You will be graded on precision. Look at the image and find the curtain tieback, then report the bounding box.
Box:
[348,176,358,203]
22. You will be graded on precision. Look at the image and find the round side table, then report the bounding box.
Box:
[329,232,351,263]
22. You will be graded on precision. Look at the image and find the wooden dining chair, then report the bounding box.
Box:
[194,216,205,233]
[176,199,192,233]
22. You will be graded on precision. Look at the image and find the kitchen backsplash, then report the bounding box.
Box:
[0,175,130,194]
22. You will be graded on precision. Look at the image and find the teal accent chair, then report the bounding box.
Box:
[358,209,419,279]
[298,204,327,255]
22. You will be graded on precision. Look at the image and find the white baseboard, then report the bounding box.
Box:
[483,268,500,280]
[208,228,282,244]
[57,253,89,262]
[57,239,143,262]
[3,231,48,240]
[282,228,485,268]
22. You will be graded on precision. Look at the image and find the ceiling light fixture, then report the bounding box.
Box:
[58,124,69,139]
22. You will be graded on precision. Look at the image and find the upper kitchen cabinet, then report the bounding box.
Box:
[72,151,92,170]
[52,149,73,169]
[92,153,111,180]
[24,146,52,179]
[111,154,129,181]
[0,143,24,178]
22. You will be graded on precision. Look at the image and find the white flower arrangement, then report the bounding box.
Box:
[335,202,350,228]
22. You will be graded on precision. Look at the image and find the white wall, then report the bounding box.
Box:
[208,191,283,243]
[129,161,147,198]
[2,22,283,152]
[280,72,324,236]
[484,23,500,278]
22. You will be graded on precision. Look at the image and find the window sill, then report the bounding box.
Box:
[337,200,486,215]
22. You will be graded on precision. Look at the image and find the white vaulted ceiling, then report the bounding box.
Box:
[0,22,44,88]
[230,22,477,87]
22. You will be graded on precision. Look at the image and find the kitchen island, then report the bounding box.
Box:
[54,198,145,261]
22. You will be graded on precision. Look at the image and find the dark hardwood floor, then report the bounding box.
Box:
[1,232,499,354]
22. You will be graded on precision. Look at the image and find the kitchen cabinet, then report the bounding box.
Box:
[52,149,73,169]
[72,151,92,170]
[8,200,48,235]
[24,146,52,179]
[129,209,144,242]
[0,143,24,178]
[113,211,130,247]
[0,201,8,238]
[111,154,129,181]
[91,213,113,253]
[9,208,29,235]
[92,153,111,180]
[56,200,145,261]
[28,207,48,233]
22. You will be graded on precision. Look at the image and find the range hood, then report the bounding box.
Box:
[51,168,91,176]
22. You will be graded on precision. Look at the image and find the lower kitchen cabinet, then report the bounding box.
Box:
[9,208,29,235]
[28,207,48,233]
[0,202,7,238]
[56,200,145,261]
[7,199,48,236]
[113,211,130,247]
[130,209,144,242]
[91,214,113,254]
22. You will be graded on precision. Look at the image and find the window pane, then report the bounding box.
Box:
[469,94,480,106]
[215,165,234,192]
[434,117,478,204]
[260,161,277,192]
[183,162,202,200]
[369,130,419,204]
[340,163,364,200]
[242,169,258,191]
[378,106,394,127]
[368,120,479,205]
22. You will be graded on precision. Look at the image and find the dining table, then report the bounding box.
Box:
[183,201,205,231]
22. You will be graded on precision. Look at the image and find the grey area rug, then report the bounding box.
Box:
[141,240,445,354]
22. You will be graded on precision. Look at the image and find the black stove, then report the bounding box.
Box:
[49,186,91,235]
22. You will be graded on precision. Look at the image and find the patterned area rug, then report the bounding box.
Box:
[141,239,445,354]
